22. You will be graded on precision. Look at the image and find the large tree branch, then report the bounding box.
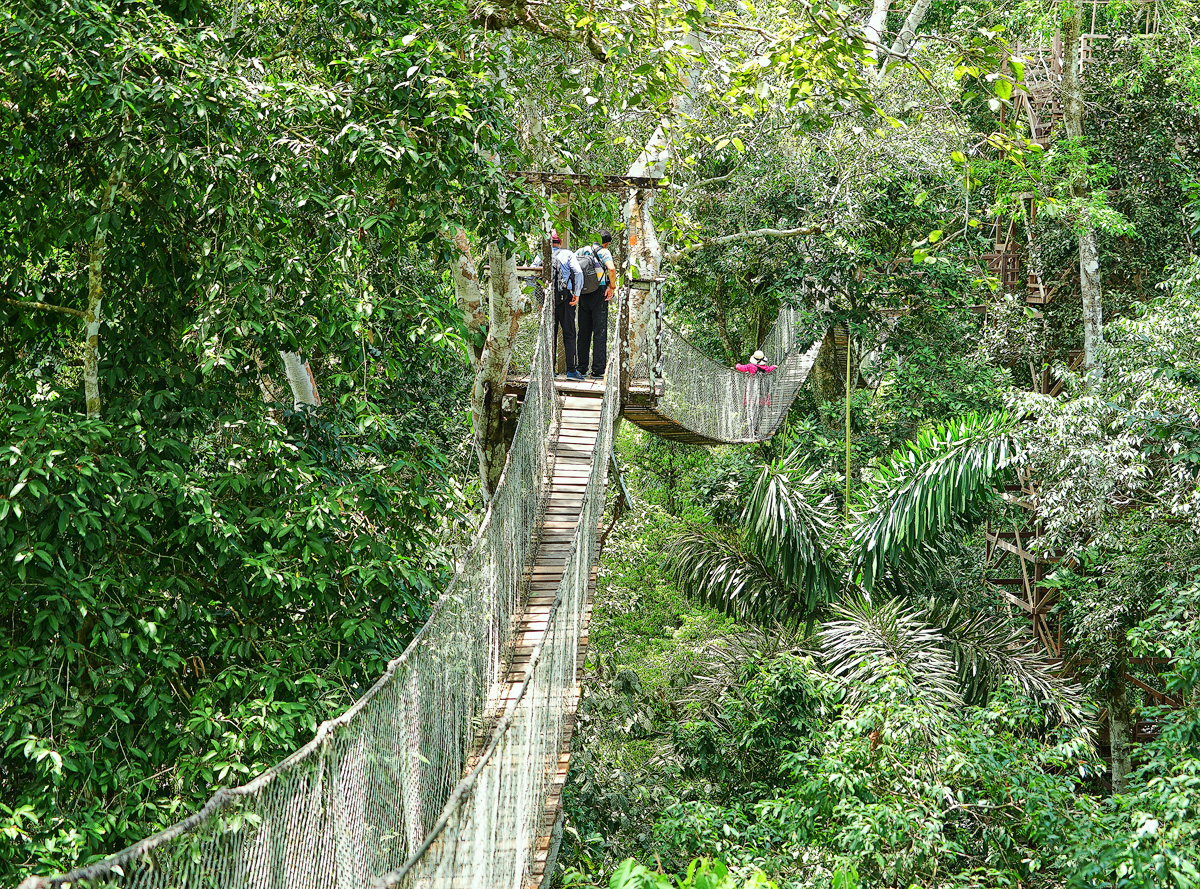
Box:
[3,297,86,319]
[677,165,743,196]
[663,225,824,264]
[472,6,607,61]
[881,0,933,69]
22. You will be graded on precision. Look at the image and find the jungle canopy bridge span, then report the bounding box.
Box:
[21,223,823,889]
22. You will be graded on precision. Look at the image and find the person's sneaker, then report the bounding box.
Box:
[566,370,586,381]
[588,372,604,380]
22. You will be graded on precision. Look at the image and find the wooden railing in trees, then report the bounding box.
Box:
[983,1,1161,314]
[983,5,1173,754]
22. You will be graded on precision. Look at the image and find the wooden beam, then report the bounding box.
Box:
[1125,674,1179,707]
[999,587,1035,613]
[987,534,1057,564]
[510,171,667,192]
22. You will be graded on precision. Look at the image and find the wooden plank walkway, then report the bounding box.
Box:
[621,389,720,445]
[484,391,602,889]
[524,393,600,888]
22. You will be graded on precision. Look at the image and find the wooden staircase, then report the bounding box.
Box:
[984,470,1068,658]
[981,195,1052,313]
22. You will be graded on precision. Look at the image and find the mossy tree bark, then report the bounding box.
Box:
[471,244,523,498]
[1108,668,1133,794]
[84,152,127,419]
[1061,0,1104,380]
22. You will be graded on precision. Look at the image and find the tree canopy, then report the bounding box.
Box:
[4,0,1200,885]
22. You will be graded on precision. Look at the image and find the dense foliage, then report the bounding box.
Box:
[0,0,502,874]
[4,0,1200,885]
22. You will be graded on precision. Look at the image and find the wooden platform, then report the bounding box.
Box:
[504,374,723,446]
[505,374,609,399]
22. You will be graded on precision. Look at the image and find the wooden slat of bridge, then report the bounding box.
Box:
[488,391,601,889]
[621,389,723,445]
[504,374,725,446]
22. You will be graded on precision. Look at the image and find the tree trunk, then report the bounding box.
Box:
[453,229,528,496]
[808,328,843,404]
[1108,671,1133,794]
[471,244,522,498]
[84,236,106,420]
[1061,2,1084,138]
[280,351,320,408]
[83,154,126,419]
[555,194,572,249]
[1079,228,1103,373]
[449,229,486,362]
[883,0,933,66]
[625,191,661,375]
[623,128,669,275]
[1061,0,1104,380]
[624,131,669,373]
[622,29,698,371]
[862,0,894,64]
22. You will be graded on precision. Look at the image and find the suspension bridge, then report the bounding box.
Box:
[19,244,824,889]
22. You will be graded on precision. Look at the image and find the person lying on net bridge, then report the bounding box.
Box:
[735,350,777,374]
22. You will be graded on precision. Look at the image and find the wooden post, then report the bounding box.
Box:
[626,188,658,377]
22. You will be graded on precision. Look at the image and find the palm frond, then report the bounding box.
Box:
[819,597,962,710]
[667,526,809,626]
[677,624,810,719]
[743,450,841,615]
[939,604,1089,732]
[852,411,1018,593]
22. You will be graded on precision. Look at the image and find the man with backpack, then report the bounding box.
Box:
[540,230,585,380]
[574,232,617,379]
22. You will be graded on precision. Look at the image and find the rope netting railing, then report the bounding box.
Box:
[653,302,823,443]
[377,312,620,889]
[20,292,564,889]
[510,275,618,378]
[509,275,546,375]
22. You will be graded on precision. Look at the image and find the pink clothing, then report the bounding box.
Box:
[735,363,777,374]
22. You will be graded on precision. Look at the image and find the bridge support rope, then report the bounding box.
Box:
[624,284,824,445]
[20,284,620,889]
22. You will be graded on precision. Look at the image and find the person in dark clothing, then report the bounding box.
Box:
[574,232,617,378]
[541,230,585,379]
